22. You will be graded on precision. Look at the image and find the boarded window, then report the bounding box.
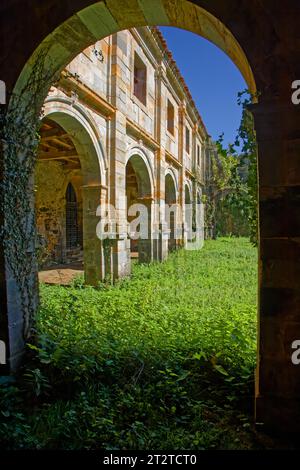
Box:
[133,52,147,105]
[167,99,175,135]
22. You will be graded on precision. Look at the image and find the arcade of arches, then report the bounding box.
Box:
[1,0,300,433]
[35,27,208,285]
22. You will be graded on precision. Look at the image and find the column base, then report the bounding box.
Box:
[112,238,131,279]
[153,224,169,261]
[138,238,153,264]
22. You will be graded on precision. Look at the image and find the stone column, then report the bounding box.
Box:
[252,100,300,432]
[82,184,105,285]
[109,110,131,279]
[1,166,39,372]
[153,65,169,261]
[178,102,186,247]
[109,34,132,279]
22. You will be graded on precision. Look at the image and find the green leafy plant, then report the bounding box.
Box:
[0,238,259,450]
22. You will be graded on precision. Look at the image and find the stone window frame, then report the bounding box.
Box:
[165,87,180,144]
[197,142,201,167]
[185,125,191,155]
[167,98,175,136]
[132,49,148,108]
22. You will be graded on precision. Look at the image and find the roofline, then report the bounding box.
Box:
[150,26,209,138]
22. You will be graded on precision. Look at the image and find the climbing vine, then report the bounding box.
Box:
[0,48,58,338]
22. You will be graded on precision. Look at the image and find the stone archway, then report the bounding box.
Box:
[184,183,193,243]
[36,118,84,277]
[126,151,154,264]
[1,0,300,433]
[39,101,107,286]
[165,172,178,252]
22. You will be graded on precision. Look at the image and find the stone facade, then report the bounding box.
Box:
[35,27,211,283]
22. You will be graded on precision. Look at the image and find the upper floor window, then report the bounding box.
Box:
[197,144,201,166]
[167,99,175,135]
[185,126,190,154]
[133,52,147,105]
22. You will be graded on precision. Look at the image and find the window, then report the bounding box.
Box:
[197,145,201,166]
[185,126,190,154]
[133,52,147,105]
[167,99,175,135]
[66,183,80,249]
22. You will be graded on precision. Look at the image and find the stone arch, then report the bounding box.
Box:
[165,171,178,252]
[43,96,107,187]
[185,182,192,204]
[165,168,179,201]
[3,0,258,377]
[2,0,300,436]
[126,150,153,264]
[38,104,106,286]
[126,147,154,198]
[11,1,256,109]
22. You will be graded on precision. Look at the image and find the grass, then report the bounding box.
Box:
[0,237,259,450]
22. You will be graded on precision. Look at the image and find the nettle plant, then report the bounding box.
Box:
[0,48,59,338]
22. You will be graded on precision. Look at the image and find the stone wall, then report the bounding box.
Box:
[35,161,83,267]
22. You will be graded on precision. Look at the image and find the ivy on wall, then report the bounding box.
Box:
[0,48,58,339]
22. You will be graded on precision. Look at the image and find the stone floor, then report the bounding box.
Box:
[38,262,84,285]
[38,252,141,286]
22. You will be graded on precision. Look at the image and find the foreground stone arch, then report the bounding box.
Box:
[1,0,300,432]
[11,1,256,107]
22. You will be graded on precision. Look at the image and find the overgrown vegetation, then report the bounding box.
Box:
[206,91,258,244]
[0,238,261,450]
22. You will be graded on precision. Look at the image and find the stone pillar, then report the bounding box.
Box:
[136,197,153,264]
[252,100,300,432]
[0,246,9,374]
[153,148,169,262]
[178,102,186,248]
[0,115,7,376]
[1,170,39,373]
[109,33,132,279]
[109,109,131,279]
[153,65,169,262]
[82,185,105,285]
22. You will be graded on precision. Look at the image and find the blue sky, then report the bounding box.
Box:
[160,27,247,145]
